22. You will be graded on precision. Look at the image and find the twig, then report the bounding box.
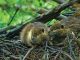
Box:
[22,47,34,60]
[54,52,60,60]
[34,0,77,23]
[45,41,49,60]
[7,7,19,26]
[66,32,76,60]
[61,51,74,60]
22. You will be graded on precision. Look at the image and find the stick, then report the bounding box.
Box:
[22,47,34,60]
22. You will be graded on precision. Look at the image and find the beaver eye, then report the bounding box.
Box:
[41,29,44,32]
[61,25,64,28]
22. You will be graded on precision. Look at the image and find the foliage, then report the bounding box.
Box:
[0,0,59,28]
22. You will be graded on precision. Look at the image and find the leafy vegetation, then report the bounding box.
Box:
[0,0,59,28]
